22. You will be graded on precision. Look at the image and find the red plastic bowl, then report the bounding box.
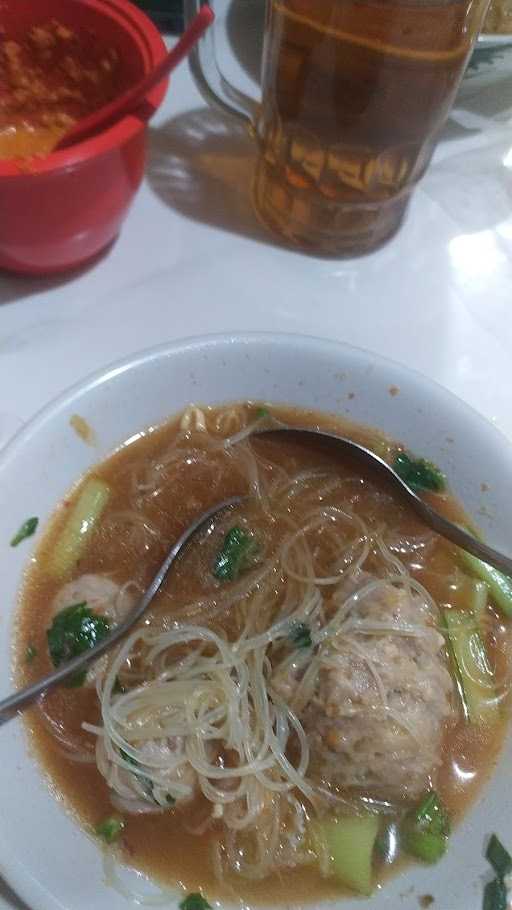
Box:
[0,0,167,276]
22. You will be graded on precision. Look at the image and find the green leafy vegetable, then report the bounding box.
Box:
[213,526,258,582]
[255,407,270,419]
[119,748,139,767]
[483,877,508,910]
[289,622,312,649]
[487,835,512,879]
[10,517,38,547]
[119,749,175,806]
[460,551,512,618]
[402,829,447,864]
[179,893,212,910]
[49,477,110,579]
[401,791,450,864]
[25,644,38,663]
[46,602,109,687]
[484,835,512,910]
[393,452,446,493]
[120,748,154,799]
[414,791,450,834]
[310,815,379,896]
[95,816,124,843]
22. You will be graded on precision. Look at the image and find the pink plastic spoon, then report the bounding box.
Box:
[56,5,214,151]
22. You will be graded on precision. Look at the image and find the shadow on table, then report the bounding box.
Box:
[444,79,512,140]
[437,39,512,139]
[147,100,512,250]
[147,107,287,249]
[0,271,76,308]
[0,239,117,308]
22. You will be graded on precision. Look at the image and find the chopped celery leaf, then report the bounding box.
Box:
[483,878,507,910]
[413,791,450,835]
[47,602,109,687]
[119,748,139,767]
[95,816,124,843]
[213,526,259,582]
[119,748,152,793]
[179,894,212,910]
[119,749,175,807]
[487,834,512,879]
[10,516,38,547]
[289,622,312,649]
[393,452,446,493]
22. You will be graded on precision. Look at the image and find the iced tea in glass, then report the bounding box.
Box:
[186,0,489,255]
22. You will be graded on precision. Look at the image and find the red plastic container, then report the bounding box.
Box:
[0,0,168,275]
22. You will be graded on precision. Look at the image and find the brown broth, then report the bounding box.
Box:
[15,404,510,904]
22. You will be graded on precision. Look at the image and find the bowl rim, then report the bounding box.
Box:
[1,330,511,474]
[2,331,512,910]
[0,0,168,179]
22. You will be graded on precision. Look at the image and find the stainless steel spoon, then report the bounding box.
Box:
[260,427,512,573]
[0,496,242,725]
[1,425,510,723]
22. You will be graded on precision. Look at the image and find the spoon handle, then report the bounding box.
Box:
[407,498,512,577]
[257,428,512,577]
[0,495,241,725]
[57,5,215,150]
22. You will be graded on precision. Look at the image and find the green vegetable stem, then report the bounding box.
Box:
[401,791,450,864]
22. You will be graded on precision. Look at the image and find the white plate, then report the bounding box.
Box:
[477,32,512,46]
[1,332,511,910]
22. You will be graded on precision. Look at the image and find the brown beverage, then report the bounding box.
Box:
[253,0,485,254]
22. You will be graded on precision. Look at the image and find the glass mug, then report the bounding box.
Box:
[185,0,490,255]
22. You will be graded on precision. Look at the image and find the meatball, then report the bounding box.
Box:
[97,736,199,813]
[282,581,455,802]
[51,573,134,623]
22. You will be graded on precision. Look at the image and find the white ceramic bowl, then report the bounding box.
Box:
[0,332,511,910]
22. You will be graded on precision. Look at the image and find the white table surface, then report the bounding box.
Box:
[1,11,512,907]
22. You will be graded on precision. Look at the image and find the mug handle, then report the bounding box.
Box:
[184,0,257,126]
